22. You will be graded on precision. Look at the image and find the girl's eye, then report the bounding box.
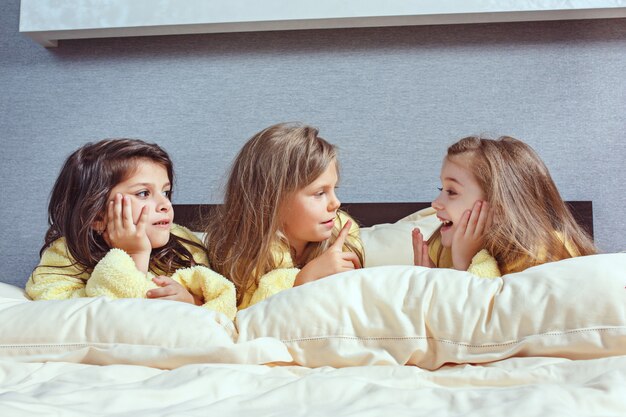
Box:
[315,191,325,197]
[136,190,149,198]
[438,187,457,196]
[163,190,172,199]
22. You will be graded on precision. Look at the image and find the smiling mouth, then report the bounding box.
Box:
[438,217,453,228]
[153,220,170,226]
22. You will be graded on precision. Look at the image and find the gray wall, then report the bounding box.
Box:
[2,0,625,288]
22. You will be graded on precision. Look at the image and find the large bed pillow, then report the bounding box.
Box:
[236,253,626,369]
[359,207,440,267]
[0,282,30,300]
[0,293,291,369]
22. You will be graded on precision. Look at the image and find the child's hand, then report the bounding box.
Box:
[294,220,361,286]
[102,193,152,272]
[412,227,435,267]
[451,200,493,271]
[147,276,199,305]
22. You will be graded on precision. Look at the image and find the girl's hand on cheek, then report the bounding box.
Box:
[294,220,361,286]
[412,228,434,267]
[451,201,493,271]
[147,276,197,305]
[103,193,152,254]
[102,193,152,272]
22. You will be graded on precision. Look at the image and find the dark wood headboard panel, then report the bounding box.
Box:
[174,201,593,239]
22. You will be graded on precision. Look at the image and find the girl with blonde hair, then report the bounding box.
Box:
[413,135,596,277]
[27,138,236,319]
[204,123,364,308]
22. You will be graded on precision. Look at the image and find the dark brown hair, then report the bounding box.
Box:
[39,138,203,278]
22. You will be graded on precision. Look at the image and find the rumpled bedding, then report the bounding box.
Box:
[2,356,626,416]
[1,253,625,416]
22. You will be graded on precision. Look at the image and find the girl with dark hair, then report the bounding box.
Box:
[26,138,236,319]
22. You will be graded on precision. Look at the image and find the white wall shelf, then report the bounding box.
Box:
[19,0,626,47]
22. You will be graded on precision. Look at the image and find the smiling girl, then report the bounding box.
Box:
[412,135,596,277]
[204,123,364,309]
[26,139,236,319]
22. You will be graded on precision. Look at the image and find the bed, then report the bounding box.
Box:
[2,201,626,416]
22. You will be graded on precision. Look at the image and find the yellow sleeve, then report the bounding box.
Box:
[26,238,88,300]
[244,213,362,309]
[169,225,237,317]
[428,234,452,267]
[171,266,237,319]
[85,248,158,298]
[467,249,502,278]
[428,235,501,277]
[245,267,301,308]
[170,224,209,266]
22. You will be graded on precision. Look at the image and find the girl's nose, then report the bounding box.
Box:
[431,197,444,211]
[156,195,172,212]
[328,192,341,212]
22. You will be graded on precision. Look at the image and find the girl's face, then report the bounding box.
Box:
[280,160,341,257]
[432,156,486,248]
[105,159,174,249]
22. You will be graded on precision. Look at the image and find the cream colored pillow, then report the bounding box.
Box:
[0,282,30,300]
[236,254,626,369]
[360,207,440,267]
[0,293,291,369]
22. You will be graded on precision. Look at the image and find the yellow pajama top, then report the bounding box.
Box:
[238,212,363,309]
[428,231,579,278]
[428,235,502,278]
[26,224,237,319]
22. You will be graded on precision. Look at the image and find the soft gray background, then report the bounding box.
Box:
[1,0,625,288]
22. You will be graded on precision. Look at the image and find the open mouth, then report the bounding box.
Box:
[438,217,453,230]
[153,220,170,226]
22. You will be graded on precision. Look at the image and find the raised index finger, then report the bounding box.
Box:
[329,219,352,251]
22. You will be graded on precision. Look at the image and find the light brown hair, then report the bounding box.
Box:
[204,123,363,303]
[434,135,596,274]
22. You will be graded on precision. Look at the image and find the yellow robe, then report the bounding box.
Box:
[238,212,363,309]
[26,224,237,319]
[428,234,502,278]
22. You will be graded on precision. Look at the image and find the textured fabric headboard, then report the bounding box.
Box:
[173,201,594,238]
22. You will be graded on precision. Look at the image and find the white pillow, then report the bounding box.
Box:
[0,294,291,369]
[236,254,626,369]
[0,282,30,300]
[360,207,440,267]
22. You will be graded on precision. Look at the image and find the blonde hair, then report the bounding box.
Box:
[435,135,596,274]
[204,123,363,303]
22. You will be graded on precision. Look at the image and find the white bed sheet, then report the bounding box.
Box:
[2,356,626,416]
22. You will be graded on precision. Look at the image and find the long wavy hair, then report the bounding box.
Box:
[204,123,364,303]
[433,135,596,274]
[38,138,204,278]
